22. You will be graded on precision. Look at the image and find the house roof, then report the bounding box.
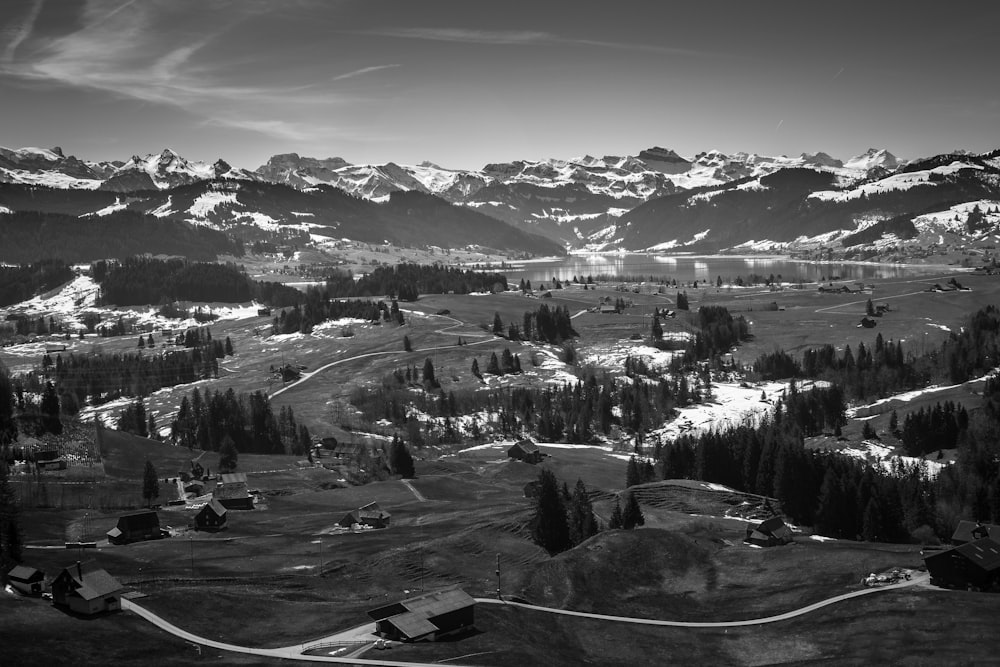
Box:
[8,565,43,581]
[199,499,228,517]
[368,588,475,624]
[384,611,439,639]
[952,520,1000,544]
[357,501,390,520]
[220,473,247,484]
[59,563,123,600]
[954,538,1000,572]
[757,517,790,535]
[510,439,539,454]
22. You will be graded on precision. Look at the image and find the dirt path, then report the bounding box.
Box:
[121,599,473,666]
[476,572,930,628]
[400,479,426,502]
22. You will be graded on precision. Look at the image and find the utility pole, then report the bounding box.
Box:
[189,534,195,578]
[495,554,501,601]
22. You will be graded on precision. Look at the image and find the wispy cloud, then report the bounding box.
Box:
[357,26,710,57]
[331,63,399,82]
[0,0,372,142]
[1,0,44,63]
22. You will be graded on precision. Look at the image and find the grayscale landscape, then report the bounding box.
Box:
[1,1,999,665]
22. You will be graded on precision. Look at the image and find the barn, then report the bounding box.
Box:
[508,439,544,464]
[214,472,254,510]
[951,520,1000,546]
[51,562,124,615]
[368,588,476,642]
[107,510,164,545]
[924,537,1000,590]
[338,501,391,529]
[745,517,794,547]
[7,565,45,595]
[194,499,228,531]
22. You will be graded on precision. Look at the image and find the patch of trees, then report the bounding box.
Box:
[658,418,933,542]
[531,468,599,555]
[839,212,918,247]
[517,304,576,344]
[24,339,225,410]
[0,260,74,308]
[321,263,508,300]
[669,306,749,368]
[0,210,238,263]
[901,401,968,457]
[169,387,311,456]
[270,295,386,335]
[797,335,923,401]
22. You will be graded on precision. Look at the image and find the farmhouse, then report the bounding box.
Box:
[368,588,476,642]
[107,510,164,545]
[951,520,1000,545]
[7,565,45,595]
[51,562,124,615]
[859,317,877,328]
[508,439,544,464]
[745,517,794,547]
[924,537,1000,590]
[214,472,253,510]
[338,501,391,529]
[194,499,228,531]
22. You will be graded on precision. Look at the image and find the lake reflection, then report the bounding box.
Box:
[502,254,953,284]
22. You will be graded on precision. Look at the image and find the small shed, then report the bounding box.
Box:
[51,562,124,615]
[859,317,877,328]
[508,439,544,464]
[951,520,1000,546]
[368,588,476,642]
[924,537,1000,590]
[7,565,45,595]
[107,510,163,545]
[745,517,794,547]
[194,499,228,531]
[338,501,391,529]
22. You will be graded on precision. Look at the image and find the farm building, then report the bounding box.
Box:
[924,538,1000,590]
[368,588,476,642]
[107,510,164,545]
[51,562,124,615]
[194,499,228,531]
[745,517,794,547]
[508,439,544,464]
[951,520,1000,546]
[214,472,253,510]
[329,442,368,461]
[7,565,45,595]
[338,501,391,529]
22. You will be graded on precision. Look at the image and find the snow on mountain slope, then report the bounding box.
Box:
[912,200,1000,234]
[844,148,901,172]
[809,161,982,202]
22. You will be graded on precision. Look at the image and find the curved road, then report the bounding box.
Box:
[269,312,495,400]
[479,572,929,628]
[122,574,927,664]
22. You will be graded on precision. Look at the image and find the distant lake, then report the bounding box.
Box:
[501,254,958,285]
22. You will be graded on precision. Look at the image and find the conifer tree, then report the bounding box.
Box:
[219,435,239,472]
[609,498,624,529]
[0,461,22,568]
[568,479,598,546]
[486,352,501,375]
[492,312,504,336]
[389,436,416,478]
[142,460,159,507]
[403,335,412,352]
[471,358,482,379]
[532,468,570,554]
[622,492,644,529]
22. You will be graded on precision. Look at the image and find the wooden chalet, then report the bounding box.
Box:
[368,588,476,642]
[951,520,1000,546]
[745,517,794,547]
[338,501,391,529]
[194,499,228,531]
[329,442,367,461]
[51,562,124,615]
[7,565,45,595]
[107,510,164,545]
[924,537,1000,590]
[508,439,544,464]
[214,472,253,510]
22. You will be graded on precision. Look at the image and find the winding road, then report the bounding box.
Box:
[122,573,929,665]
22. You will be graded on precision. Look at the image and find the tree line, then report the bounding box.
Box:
[168,387,311,456]
[0,259,75,308]
[322,263,508,300]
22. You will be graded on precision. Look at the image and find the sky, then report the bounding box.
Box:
[1,0,998,171]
